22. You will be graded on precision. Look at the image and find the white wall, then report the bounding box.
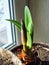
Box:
[29,0,49,43]
[14,0,26,45]
[15,0,49,44]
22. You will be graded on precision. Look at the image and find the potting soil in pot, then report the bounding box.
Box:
[11,45,49,65]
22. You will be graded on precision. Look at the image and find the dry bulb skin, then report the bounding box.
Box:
[21,20,27,51]
[21,20,34,60]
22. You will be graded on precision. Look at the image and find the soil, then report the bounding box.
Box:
[11,43,49,65]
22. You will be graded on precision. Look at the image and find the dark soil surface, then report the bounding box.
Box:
[35,45,49,61]
[11,44,49,65]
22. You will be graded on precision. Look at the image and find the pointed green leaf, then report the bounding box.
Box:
[24,6,34,35]
[24,6,34,49]
[6,19,21,31]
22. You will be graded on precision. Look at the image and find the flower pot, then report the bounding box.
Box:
[0,48,22,65]
[11,42,49,65]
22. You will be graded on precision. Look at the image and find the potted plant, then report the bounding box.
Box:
[7,6,49,65]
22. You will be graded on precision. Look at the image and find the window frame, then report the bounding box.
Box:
[1,0,17,50]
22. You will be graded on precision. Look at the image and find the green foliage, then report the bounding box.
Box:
[24,6,34,35]
[6,19,21,31]
[6,6,34,50]
[24,6,34,49]
[27,32,32,49]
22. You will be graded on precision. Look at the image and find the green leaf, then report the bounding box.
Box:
[24,6,34,35]
[6,19,21,31]
[27,32,32,49]
[24,6,34,49]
